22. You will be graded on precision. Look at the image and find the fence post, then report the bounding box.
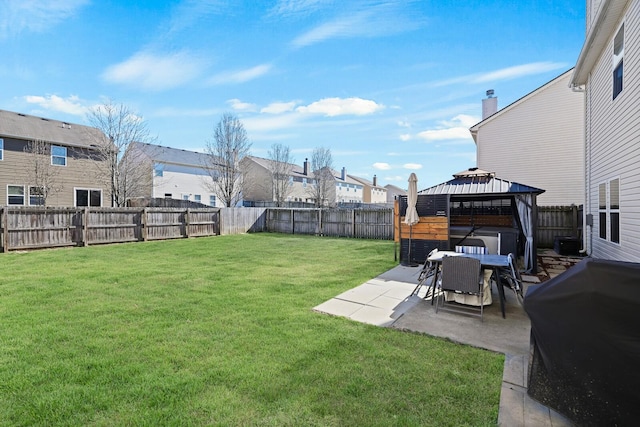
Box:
[142,208,148,241]
[185,208,191,238]
[352,209,356,238]
[83,207,89,246]
[2,207,7,253]
[291,209,295,234]
[318,209,322,236]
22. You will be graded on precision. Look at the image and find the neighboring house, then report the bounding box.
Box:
[241,156,316,204]
[348,174,387,204]
[469,69,585,206]
[385,184,407,202]
[570,0,639,261]
[333,167,364,204]
[241,156,364,206]
[0,109,108,207]
[127,142,222,207]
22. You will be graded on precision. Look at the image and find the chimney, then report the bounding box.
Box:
[373,175,377,187]
[482,89,498,120]
[341,167,346,181]
[303,158,309,175]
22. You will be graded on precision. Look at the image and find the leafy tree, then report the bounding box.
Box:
[267,143,294,207]
[86,100,155,207]
[203,113,252,207]
[308,146,334,207]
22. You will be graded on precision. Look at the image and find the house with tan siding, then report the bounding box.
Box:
[469,69,585,207]
[348,174,388,204]
[241,156,364,206]
[241,156,317,205]
[571,0,640,261]
[0,109,108,207]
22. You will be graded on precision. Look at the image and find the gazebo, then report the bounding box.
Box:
[396,168,545,273]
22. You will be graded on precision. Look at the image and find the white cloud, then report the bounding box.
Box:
[296,97,383,117]
[404,163,422,170]
[261,101,297,114]
[417,114,479,142]
[397,120,411,128]
[168,0,226,34]
[0,0,88,39]
[227,98,257,112]
[268,0,329,18]
[434,61,567,87]
[242,113,302,133]
[207,64,272,85]
[399,134,411,141]
[102,51,205,91]
[373,162,391,170]
[472,62,567,83]
[385,175,405,183]
[290,3,423,48]
[24,94,88,116]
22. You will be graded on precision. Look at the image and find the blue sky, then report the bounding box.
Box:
[1,0,585,190]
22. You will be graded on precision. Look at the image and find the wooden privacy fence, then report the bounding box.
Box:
[1,207,219,252]
[266,208,393,239]
[0,207,393,252]
[537,205,582,248]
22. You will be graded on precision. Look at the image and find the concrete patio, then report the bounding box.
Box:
[313,250,582,426]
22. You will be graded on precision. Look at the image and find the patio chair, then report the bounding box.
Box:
[498,253,524,305]
[435,255,485,321]
[411,248,439,298]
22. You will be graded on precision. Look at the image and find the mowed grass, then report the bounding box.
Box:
[0,233,504,426]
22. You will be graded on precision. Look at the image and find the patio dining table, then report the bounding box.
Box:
[426,251,513,318]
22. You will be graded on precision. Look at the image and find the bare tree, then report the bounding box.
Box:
[86,100,155,206]
[267,143,294,207]
[23,139,64,206]
[203,113,251,207]
[308,146,334,207]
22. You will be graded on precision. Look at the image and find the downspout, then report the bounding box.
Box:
[570,82,590,255]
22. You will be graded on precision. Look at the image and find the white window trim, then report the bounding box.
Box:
[613,23,624,100]
[7,184,25,205]
[51,145,67,166]
[74,188,102,207]
[598,177,621,244]
[28,186,45,206]
[0,138,4,161]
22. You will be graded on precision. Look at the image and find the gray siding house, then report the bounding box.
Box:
[0,109,108,207]
[571,0,640,261]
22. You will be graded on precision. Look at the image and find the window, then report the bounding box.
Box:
[182,194,189,200]
[0,138,3,160]
[8,185,25,205]
[51,145,67,166]
[29,186,44,206]
[154,164,164,177]
[194,194,201,203]
[164,193,172,198]
[75,189,101,207]
[302,178,307,187]
[613,24,624,99]
[599,178,620,243]
[209,195,216,206]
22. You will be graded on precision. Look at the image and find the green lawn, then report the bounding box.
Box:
[0,233,503,426]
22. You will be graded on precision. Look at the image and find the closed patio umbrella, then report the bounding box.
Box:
[403,173,419,265]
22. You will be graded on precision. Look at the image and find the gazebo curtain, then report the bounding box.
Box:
[515,194,534,272]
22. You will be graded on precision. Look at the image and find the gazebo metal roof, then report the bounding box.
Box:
[419,168,545,196]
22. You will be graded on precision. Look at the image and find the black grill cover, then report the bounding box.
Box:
[524,258,640,426]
